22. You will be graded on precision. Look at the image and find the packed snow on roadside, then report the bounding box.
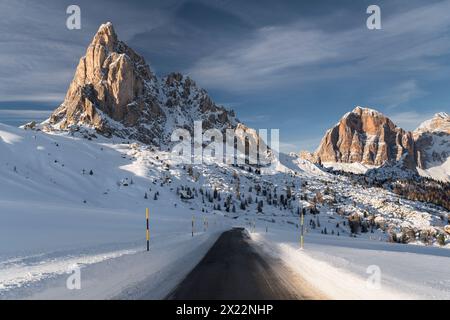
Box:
[250,226,450,300]
[1,122,449,299]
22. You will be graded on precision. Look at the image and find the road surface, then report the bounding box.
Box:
[166,228,324,300]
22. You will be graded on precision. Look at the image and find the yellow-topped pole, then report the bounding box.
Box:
[146,208,150,251]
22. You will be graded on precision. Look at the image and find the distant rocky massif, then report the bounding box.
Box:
[46,22,238,145]
[39,22,449,181]
[414,112,450,170]
[301,107,450,181]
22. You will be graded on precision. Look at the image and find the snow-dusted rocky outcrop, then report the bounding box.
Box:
[303,107,416,169]
[301,107,450,181]
[47,22,238,145]
[414,113,450,181]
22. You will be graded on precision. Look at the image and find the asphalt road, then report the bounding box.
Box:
[166,228,324,300]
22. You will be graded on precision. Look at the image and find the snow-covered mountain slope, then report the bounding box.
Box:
[1,122,449,298]
[322,162,378,175]
[0,122,231,298]
[415,112,450,135]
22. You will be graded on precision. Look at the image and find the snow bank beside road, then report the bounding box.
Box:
[252,228,450,300]
[1,227,225,299]
[27,231,224,300]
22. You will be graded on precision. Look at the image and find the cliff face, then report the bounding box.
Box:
[313,107,416,169]
[48,22,237,145]
[414,113,450,169]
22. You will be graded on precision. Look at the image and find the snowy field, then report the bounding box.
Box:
[0,123,231,298]
[0,123,449,299]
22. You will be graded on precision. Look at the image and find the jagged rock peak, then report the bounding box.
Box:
[415,112,450,135]
[414,112,450,170]
[349,106,385,117]
[92,22,118,48]
[308,106,416,169]
[46,22,238,145]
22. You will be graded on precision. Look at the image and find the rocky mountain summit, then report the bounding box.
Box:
[40,22,447,177]
[301,107,450,181]
[47,22,238,145]
[414,112,450,135]
[306,107,416,168]
[414,112,450,170]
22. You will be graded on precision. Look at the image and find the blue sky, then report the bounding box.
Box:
[0,0,449,152]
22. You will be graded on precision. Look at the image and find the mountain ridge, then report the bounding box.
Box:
[300,107,450,181]
[30,22,449,180]
[45,22,239,146]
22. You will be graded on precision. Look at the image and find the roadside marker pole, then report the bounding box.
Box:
[192,215,194,237]
[300,211,304,250]
[146,208,150,251]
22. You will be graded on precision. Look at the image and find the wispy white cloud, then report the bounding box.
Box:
[388,110,437,131]
[0,109,52,125]
[280,137,321,153]
[189,25,339,90]
[239,114,270,123]
[189,0,450,92]
[0,0,171,103]
[371,80,427,109]
[0,109,53,118]
[279,142,299,154]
